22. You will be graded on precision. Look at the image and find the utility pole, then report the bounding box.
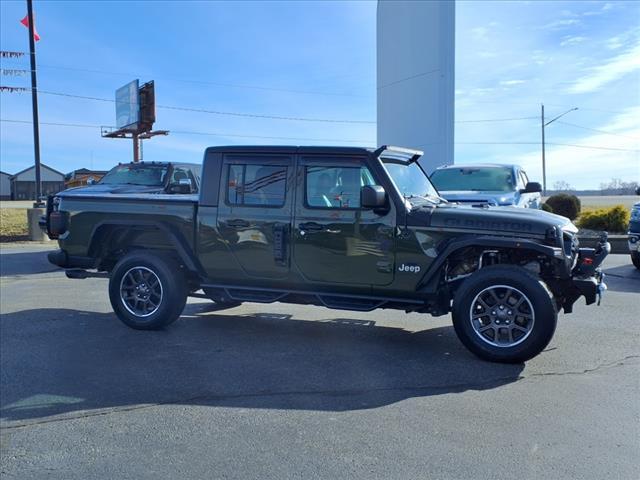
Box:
[26,0,43,206]
[133,133,140,162]
[541,104,578,196]
[541,104,546,196]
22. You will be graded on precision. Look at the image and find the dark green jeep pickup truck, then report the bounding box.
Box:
[44,146,609,363]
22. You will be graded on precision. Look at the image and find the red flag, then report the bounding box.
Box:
[20,15,41,42]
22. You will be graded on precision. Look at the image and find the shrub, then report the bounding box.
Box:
[544,193,581,220]
[540,202,553,213]
[577,205,630,233]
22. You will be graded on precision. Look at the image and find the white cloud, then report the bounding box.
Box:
[471,26,489,40]
[560,35,587,47]
[499,80,526,86]
[583,2,615,16]
[540,19,581,30]
[567,42,640,94]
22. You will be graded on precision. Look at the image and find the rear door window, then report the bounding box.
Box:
[227,164,287,207]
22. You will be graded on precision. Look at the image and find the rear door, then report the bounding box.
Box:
[292,155,396,286]
[216,154,294,279]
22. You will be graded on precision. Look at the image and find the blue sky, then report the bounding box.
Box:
[0,0,638,189]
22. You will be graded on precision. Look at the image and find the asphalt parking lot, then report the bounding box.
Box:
[1,244,638,479]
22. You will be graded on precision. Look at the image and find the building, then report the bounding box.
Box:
[9,164,65,200]
[0,171,11,200]
[65,168,108,188]
[377,0,455,173]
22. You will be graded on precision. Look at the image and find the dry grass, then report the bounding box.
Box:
[0,208,29,242]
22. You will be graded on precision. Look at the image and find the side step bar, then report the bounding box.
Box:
[65,269,109,280]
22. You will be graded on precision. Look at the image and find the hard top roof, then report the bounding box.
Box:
[204,145,423,161]
[434,163,520,170]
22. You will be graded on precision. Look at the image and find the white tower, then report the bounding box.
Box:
[377,0,455,173]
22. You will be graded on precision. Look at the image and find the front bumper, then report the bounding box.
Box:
[628,231,639,253]
[562,233,610,313]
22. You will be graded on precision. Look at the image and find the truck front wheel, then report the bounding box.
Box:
[451,265,557,363]
[109,251,187,330]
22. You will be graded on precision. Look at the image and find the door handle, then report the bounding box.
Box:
[227,219,250,228]
[299,222,323,233]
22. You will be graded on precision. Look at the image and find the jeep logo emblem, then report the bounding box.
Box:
[398,263,421,273]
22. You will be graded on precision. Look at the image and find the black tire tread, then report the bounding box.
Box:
[452,265,557,363]
[108,251,187,330]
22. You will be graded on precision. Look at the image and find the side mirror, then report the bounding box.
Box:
[636,186,640,195]
[361,185,387,209]
[86,177,96,185]
[521,182,542,194]
[168,178,193,194]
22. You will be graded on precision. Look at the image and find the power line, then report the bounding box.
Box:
[456,116,537,123]
[0,59,370,98]
[0,118,373,143]
[456,141,639,152]
[4,119,637,153]
[36,89,377,124]
[556,120,640,140]
[378,69,440,89]
[0,85,550,125]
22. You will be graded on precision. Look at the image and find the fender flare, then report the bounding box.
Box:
[417,235,564,293]
[87,220,205,276]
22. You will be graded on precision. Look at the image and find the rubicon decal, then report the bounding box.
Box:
[398,263,421,273]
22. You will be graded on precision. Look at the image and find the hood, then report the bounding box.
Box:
[426,203,575,237]
[438,190,517,205]
[58,183,166,196]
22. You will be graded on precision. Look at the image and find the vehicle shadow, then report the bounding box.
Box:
[0,304,525,423]
[602,263,640,294]
[0,250,59,277]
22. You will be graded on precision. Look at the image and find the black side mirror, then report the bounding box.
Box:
[361,185,387,209]
[636,186,640,195]
[168,178,193,194]
[521,182,542,194]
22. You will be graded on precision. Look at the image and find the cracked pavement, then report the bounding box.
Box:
[1,245,639,479]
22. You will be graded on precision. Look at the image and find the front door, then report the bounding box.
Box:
[292,156,396,286]
[216,154,294,279]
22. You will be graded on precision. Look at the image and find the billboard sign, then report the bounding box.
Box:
[115,79,140,130]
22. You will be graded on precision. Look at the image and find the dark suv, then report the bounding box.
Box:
[44,146,609,363]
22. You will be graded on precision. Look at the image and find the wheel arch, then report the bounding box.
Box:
[87,220,204,276]
[417,235,561,294]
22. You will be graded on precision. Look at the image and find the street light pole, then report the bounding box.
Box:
[541,104,578,195]
[541,104,546,195]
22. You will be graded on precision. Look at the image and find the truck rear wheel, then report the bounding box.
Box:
[109,251,187,330]
[451,265,557,363]
[631,251,640,270]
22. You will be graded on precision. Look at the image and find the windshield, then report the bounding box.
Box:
[382,159,440,201]
[99,164,169,186]
[430,167,514,192]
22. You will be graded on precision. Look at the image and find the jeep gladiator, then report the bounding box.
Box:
[44,145,609,363]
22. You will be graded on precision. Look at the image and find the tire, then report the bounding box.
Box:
[451,265,557,363]
[109,251,187,330]
[631,251,640,270]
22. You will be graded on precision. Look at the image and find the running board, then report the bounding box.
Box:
[65,269,109,279]
[200,283,423,312]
